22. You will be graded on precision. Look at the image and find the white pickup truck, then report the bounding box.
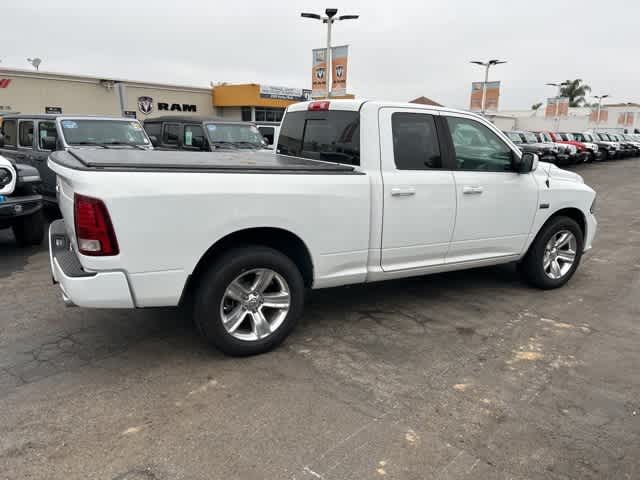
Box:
[47,100,597,356]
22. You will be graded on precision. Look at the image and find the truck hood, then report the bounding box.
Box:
[537,161,584,184]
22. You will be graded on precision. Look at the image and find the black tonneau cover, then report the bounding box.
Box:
[49,149,358,174]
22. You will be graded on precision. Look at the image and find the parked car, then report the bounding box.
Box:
[545,132,589,163]
[505,130,568,164]
[142,116,268,151]
[532,132,578,164]
[0,155,44,246]
[0,115,152,206]
[609,133,640,156]
[577,132,618,160]
[591,132,625,158]
[503,130,558,163]
[255,122,281,148]
[564,132,602,161]
[47,99,597,356]
[621,133,640,151]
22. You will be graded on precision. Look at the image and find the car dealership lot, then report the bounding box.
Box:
[1,160,638,479]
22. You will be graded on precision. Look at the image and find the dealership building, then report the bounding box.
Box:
[0,67,318,122]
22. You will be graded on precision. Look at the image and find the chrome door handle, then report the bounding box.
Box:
[463,186,484,195]
[391,187,416,197]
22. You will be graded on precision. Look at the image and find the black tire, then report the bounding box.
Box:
[12,210,45,247]
[520,216,584,289]
[193,246,305,356]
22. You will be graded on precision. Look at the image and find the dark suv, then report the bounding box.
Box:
[142,116,268,151]
[0,115,151,206]
[0,156,44,246]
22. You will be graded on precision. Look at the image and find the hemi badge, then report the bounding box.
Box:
[539,203,550,209]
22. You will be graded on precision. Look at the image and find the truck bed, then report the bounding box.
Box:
[49,150,360,175]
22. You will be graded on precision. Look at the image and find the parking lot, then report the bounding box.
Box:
[0,159,638,479]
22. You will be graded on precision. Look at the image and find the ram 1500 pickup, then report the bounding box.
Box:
[47,100,597,356]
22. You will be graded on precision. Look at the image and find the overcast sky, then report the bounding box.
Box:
[2,0,638,109]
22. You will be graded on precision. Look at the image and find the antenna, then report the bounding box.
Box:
[26,57,42,70]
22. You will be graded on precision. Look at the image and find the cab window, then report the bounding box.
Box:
[446,116,513,172]
[184,124,206,149]
[19,121,34,148]
[1,119,17,146]
[38,121,58,150]
[391,113,442,170]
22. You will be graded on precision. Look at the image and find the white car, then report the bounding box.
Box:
[47,100,597,356]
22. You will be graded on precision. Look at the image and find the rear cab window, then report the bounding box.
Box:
[277,110,360,166]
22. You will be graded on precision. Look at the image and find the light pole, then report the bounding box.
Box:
[593,94,609,131]
[301,8,359,98]
[470,59,506,114]
[546,81,569,130]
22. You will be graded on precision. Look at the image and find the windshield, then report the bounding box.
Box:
[573,133,586,142]
[563,133,575,141]
[506,132,522,142]
[205,123,264,148]
[523,132,538,143]
[60,119,150,146]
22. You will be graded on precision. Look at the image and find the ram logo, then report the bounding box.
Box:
[137,96,154,115]
[335,65,344,79]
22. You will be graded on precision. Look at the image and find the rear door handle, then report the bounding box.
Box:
[463,186,484,195]
[391,187,416,197]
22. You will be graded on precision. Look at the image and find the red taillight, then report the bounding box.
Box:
[308,101,330,111]
[74,194,119,256]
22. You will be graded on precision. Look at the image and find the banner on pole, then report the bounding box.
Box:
[312,45,349,98]
[469,81,500,112]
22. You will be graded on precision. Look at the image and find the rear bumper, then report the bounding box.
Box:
[49,220,134,308]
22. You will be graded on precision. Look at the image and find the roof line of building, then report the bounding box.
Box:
[0,67,213,93]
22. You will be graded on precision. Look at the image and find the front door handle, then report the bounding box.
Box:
[463,186,484,195]
[391,187,416,197]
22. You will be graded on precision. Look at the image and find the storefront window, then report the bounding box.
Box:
[254,108,285,123]
[241,107,252,122]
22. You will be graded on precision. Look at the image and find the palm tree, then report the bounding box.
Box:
[560,79,591,107]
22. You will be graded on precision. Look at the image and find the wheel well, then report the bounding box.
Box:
[181,228,314,304]
[546,208,586,239]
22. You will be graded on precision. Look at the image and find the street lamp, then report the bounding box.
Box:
[593,94,609,130]
[546,81,569,130]
[301,8,359,98]
[470,59,506,114]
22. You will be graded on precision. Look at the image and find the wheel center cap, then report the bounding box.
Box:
[244,292,263,311]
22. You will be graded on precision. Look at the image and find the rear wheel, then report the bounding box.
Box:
[193,246,305,356]
[12,210,44,247]
[520,216,584,289]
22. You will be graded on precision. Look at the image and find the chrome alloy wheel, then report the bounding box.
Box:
[543,230,577,280]
[219,269,290,341]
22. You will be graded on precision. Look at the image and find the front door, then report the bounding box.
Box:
[379,108,457,271]
[442,114,539,263]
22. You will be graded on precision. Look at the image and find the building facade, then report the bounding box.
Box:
[0,69,315,123]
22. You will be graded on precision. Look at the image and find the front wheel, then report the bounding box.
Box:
[519,216,584,289]
[193,246,305,356]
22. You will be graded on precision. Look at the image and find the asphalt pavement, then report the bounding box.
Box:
[0,159,639,479]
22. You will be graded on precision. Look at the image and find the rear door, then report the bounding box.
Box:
[17,119,35,167]
[441,113,538,262]
[161,123,181,150]
[379,108,456,271]
[35,120,59,201]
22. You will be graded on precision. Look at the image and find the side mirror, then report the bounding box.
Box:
[41,136,58,151]
[513,151,537,173]
[191,136,205,149]
[148,135,159,147]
